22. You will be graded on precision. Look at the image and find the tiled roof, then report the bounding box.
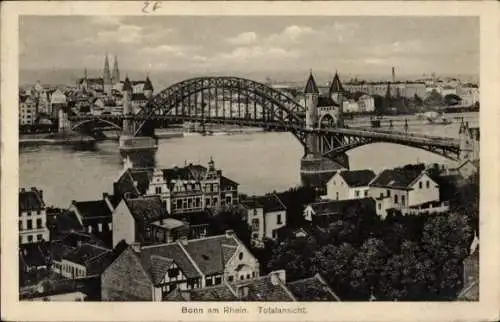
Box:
[317,96,337,107]
[182,235,239,276]
[188,284,238,301]
[138,243,201,280]
[369,167,425,189]
[163,164,207,183]
[46,210,84,235]
[221,176,239,189]
[232,275,295,301]
[287,274,340,301]
[59,231,106,248]
[19,188,45,212]
[241,194,286,213]
[304,73,319,94]
[73,200,112,219]
[338,169,376,187]
[19,242,51,268]
[149,255,174,285]
[63,243,111,266]
[125,196,166,225]
[309,198,375,217]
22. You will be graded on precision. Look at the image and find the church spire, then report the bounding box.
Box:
[112,54,120,83]
[103,54,111,84]
[329,71,344,95]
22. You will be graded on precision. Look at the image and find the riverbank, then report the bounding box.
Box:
[19,132,96,147]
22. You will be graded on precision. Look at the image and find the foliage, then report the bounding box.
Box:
[210,206,252,246]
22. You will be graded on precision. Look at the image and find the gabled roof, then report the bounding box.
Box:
[72,199,113,219]
[144,76,154,91]
[287,273,340,301]
[241,194,286,213]
[46,210,84,234]
[19,242,51,268]
[182,235,239,276]
[369,166,428,189]
[221,176,239,189]
[137,243,201,281]
[19,188,45,212]
[308,198,375,217]
[329,72,344,94]
[304,72,319,94]
[337,169,376,187]
[63,243,111,267]
[124,196,166,225]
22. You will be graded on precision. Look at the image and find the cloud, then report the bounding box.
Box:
[96,24,144,44]
[267,25,315,44]
[140,44,199,58]
[88,16,124,27]
[226,32,257,45]
[218,46,299,61]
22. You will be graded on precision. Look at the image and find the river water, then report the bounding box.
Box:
[20,113,478,207]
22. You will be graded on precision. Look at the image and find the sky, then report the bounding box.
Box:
[19,16,479,83]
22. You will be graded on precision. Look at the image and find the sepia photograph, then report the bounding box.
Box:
[2,1,500,321]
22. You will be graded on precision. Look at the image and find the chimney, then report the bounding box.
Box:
[130,242,141,253]
[225,229,234,238]
[178,236,188,246]
[269,270,286,285]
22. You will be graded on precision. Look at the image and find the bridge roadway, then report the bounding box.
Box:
[69,114,460,150]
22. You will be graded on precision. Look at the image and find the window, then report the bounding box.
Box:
[37,234,43,241]
[378,203,381,210]
[355,190,360,197]
[88,225,92,233]
[336,192,339,200]
[402,195,406,206]
[177,199,182,209]
[272,230,278,239]
[205,198,210,207]
[246,274,251,279]
[162,201,167,210]
[155,187,162,194]
[225,196,231,204]
[213,197,218,205]
[187,198,192,208]
[240,275,244,280]
[426,181,430,188]
[206,278,213,286]
[419,182,423,189]
[380,193,384,199]
[386,190,391,197]
[364,190,368,197]
[238,252,244,260]
[27,235,33,242]
[228,275,234,282]
[277,214,282,225]
[168,268,179,278]
[214,276,222,285]
[98,223,102,232]
[19,220,22,230]
[252,272,256,278]
[27,219,32,230]
[251,219,259,231]
[195,198,201,208]
[394,195,398,204]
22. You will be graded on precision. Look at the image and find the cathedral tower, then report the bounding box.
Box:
[112,55,120,84]
[103,54,112,95]
[329,71,345,127]
[144,75,154,99]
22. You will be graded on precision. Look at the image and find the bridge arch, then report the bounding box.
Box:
[71,117,122,131]
[136,76,306,134]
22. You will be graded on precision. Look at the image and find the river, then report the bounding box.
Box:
[20,112,478,207]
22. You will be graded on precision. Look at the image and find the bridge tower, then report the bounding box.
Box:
[459,120,480,161]
[118,76,157,167]
[300,71,348,192]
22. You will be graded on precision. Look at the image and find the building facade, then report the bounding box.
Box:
[19,188,50,244]
[325,170,376,201]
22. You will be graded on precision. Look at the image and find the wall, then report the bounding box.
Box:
[19,209,50,244]
[348,186,370,199]
[60,260,87,279]
[326,174,350,200]
[112,200,136,248]
[408,174,440,206]
[265,210,286,239]
[245,207,264,243]
[224,244,260,282]
[101,248,153,301]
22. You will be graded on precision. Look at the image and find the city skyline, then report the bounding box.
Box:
[20,16,479,79]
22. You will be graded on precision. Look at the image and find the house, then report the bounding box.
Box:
[368,166,444,219]
[112,158,239,215]
[68,193,115,247]
[325,169,376,201]
[53,243,113,279]
[101,230,260,301]
[303,198,376,227]
[164,271,339,301]
[19,187,50,244]
[240,193,287,247]
[46,210,84,241]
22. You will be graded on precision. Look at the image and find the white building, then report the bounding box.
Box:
[19,96,36,125]
[368,167,445,219]
[325,169,376,201]
[240,194,287,247]
[19,188,50,244]
[357,95,375,112]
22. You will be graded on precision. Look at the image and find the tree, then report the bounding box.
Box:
[210,207,252,246]
[424,90,443,107]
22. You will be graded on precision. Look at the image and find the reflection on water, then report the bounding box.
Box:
[20,113,478,207]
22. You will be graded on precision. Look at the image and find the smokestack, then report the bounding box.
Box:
[392,67,395,83]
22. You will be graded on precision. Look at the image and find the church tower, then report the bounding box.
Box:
[112,55,120,84]
[304,71,319,155]
[103,54,112,95]
[122,76,133,135]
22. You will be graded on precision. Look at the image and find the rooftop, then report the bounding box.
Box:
[337,169,376,187]
[19,187,45,212]
[369,166,427,189]
[241,194,286,213]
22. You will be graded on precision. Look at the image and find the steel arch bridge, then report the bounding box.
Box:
[68,76,463,163]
